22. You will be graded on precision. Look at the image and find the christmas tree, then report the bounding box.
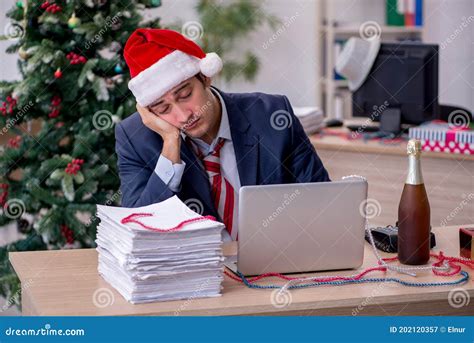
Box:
[0,0,162,308]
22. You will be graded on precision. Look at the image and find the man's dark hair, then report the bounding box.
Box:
[195,72,206,85]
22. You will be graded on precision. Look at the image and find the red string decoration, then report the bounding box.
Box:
[120,212,217,233]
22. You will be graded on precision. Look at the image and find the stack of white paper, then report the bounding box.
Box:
[294,106,325,134]
[95,195,225,304]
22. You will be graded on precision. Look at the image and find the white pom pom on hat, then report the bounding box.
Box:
[124,28,223,107]
[199,52,223,77]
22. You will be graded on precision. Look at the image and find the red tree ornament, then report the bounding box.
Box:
[54,68,62,79]
[60,224,74,244]
[65,158,84,175]
[0,183,8,207]
[48,95,62,118]
[41,1,62,13]
[0,95,17,116]
[66,52,87,65]
[7,136,22,149]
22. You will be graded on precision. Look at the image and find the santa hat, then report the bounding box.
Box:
[124,28,223,107]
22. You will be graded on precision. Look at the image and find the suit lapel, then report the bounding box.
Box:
[218,89,259,186]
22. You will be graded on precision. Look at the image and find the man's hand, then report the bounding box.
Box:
[136,104,180,141]
[136,104,181,164]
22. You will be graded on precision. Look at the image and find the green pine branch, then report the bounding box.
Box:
[0,0,162,309]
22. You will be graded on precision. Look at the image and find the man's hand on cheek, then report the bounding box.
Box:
[136,104,180,142]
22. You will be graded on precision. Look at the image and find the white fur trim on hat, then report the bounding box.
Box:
[128,50,223,107]
[128,50,199,107]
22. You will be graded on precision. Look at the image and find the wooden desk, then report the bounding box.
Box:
[9,225,474,316]
[310,124,474,227]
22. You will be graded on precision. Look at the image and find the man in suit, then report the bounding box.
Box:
[117,28,330,241]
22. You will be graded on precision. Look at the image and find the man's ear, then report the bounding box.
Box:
[203,75,212,88]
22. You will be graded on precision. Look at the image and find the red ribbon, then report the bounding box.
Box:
[121,212,217,233]
[226,252,474,284]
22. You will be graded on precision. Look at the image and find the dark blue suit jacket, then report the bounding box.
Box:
[115,88,330,217]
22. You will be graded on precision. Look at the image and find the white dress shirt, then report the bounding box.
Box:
[154,88,240,241]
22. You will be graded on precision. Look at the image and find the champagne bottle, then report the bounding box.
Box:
[398,139,431,265]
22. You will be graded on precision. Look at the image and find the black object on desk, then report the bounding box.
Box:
[365,224,436,253]
[379,108,402,134]
[346,124,380,133]
[324,118,344,128]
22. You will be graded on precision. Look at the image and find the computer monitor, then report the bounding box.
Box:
[352,42,439,131]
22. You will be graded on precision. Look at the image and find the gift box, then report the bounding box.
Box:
[459,228,474,259]
[409,121,474,155]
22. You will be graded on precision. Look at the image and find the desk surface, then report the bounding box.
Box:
[10,225,474,316]
[310,120,474,161]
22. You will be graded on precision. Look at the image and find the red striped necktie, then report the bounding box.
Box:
[187,137,237,240]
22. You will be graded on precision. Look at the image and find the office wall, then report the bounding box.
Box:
[1,0,473,111]
[422,0,474,112]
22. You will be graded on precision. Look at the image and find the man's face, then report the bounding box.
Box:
[147,76,219,141]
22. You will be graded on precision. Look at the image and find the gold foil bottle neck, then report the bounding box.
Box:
[407,139,422,157]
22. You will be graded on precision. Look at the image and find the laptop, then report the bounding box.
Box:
[228,178,368,276]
